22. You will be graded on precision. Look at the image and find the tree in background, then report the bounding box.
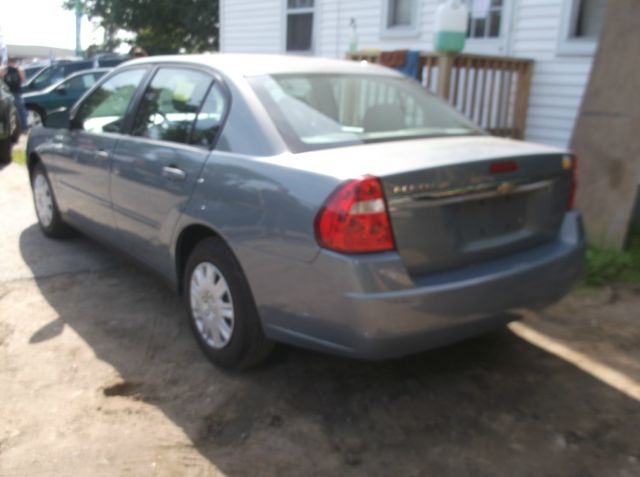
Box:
[63,0,219,54]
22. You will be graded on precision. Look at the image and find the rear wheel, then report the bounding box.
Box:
[31,162,69,237]
[184,237,273,369]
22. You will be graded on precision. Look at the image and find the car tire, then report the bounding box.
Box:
[31,162,70,238]
[184,237,274,369]
[26,106,44,129]
[0,138,10,164]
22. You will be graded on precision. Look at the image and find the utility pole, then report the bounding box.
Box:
[75,0,82,57]
[572,0,640,248]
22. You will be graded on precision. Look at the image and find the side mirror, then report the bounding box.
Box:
[43,107,70,129]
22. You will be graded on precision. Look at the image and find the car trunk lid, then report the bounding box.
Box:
[274,135,574,274]
[381,149,574,276]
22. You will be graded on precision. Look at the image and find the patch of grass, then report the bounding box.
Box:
[584,229,640,286]
[11,148,26,166]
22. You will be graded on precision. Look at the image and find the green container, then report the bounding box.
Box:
[434,31,466,53]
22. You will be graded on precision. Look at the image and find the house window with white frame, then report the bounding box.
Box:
[467,0,503,39]
[558,0,608,55]
[286,0,314,52]
[383,0,419,36]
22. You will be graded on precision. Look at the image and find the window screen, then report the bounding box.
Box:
[467,0,503,39]
[572,0,607,39]
[388,0,413,27]
[286,0,314,52]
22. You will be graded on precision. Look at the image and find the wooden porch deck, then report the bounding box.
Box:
[347,51,534,140]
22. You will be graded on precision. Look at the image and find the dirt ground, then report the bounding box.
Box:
[1,161,639,477]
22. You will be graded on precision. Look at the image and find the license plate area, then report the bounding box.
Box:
[453,193,529,245]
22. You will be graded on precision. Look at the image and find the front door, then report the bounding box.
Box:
[110,66,229,275]
[54,67,149,237]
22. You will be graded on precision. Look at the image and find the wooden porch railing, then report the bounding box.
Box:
[346,51,533,140]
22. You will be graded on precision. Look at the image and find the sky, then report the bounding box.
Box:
[0,0,103,50]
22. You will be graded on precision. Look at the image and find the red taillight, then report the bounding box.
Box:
[490,160,518,174]
[567,154,578,209]
[315,176,395,253]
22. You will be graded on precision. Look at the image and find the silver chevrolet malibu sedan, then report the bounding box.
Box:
[26,54,584,369]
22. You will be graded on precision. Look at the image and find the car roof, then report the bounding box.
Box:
[123,53,400,78]
[65,67,112,78]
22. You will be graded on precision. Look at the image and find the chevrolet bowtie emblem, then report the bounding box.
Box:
[497,182,516,194]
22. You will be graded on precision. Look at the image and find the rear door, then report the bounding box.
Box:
[54,67,149,236]
[109,66,229,275]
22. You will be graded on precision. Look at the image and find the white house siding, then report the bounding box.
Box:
[314,0,440,58]
[508,1,595,147]
[220,0,281,53]
[220,0,596,148]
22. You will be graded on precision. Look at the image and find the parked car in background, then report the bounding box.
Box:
[26,55,584,369]
[0,82,19,164]
[23,68,110,127]
[22,56,127,93]
[22,62,48,82]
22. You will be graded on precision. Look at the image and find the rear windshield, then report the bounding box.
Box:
[249,73,482,152]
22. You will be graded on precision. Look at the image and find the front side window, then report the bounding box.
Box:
[250,73,481,153]
[286,0,314,52]
[74,68,147,134]
[467,0,503,39]
[131,67,213,145]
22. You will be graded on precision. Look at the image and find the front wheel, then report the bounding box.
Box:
[184,237,273,369]
[31,162,70,237]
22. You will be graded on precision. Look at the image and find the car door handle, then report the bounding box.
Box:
[162,166,186,181]
[96,149,110,160]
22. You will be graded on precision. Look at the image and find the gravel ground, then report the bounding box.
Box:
[1,160,639,477]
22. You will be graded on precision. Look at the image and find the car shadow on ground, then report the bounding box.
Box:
[18,223,640,476]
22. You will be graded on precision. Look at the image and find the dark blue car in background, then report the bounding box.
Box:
[22,68,110,127]
[22,55,127,93]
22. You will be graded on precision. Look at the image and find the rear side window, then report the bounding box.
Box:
[190,83,227,148]
[65,73,99,91]
[131,67,213,145]
[74,68,147,134]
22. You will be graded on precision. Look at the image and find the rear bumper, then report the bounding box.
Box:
[262,211,585,359]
